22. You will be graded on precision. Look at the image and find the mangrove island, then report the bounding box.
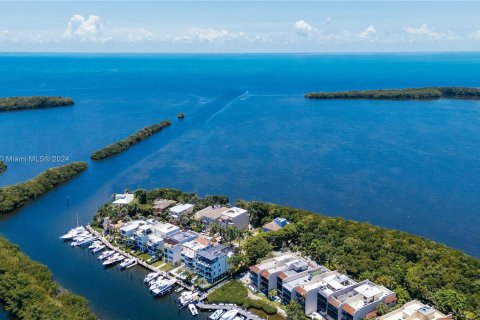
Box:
[90,120,172,160]
[0,96,75,112]
[305,86,480,100]
[0,236,97,319]
[0,161,88,214]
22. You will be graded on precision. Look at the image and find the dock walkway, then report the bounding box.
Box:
[86,225,195,291]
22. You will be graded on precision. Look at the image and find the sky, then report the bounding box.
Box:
[1,1,480,53]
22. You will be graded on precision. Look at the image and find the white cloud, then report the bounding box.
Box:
[468,30,480,40]
[325,17,332,24]
[0,30,8,41]
[358,25,376,39]
[125,28,154,43]
[403,24,449,40]
[293,20,317,36]
[63,15,104,41]
[175,28,248,43]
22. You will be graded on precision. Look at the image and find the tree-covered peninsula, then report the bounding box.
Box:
[91,120,172,160]
[0,236,97,320]
[0,161,6,175]
[92,187,479,320]
[0,162,88,215]
[305,87,480,100]
[0,96,74,112]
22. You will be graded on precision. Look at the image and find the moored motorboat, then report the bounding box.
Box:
[209,309,224,320]
[144,272,160,284]
[91,244,105,253]
[152,279,176,296]
[98,250,115,260]
[188,303,198,316]
[119,258,136,269]
[220,310,237,320]
[178,291,193,307]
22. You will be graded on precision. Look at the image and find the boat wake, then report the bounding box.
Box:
[203,90,249,130]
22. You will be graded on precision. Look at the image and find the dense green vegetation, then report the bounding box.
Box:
[207,280,277,315]
[0,96,74,112]
[177,112,185,119]
[305,87,480,100]
[232,200,480,320]
[0,162,88,214]
[90,120,172,160]
[0,236,97,319]
[0,161,6,175]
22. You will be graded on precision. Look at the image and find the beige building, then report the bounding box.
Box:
[377,300,452,320]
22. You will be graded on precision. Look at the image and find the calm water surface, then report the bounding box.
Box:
[0,53,479,319]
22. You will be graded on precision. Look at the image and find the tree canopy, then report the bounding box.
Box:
[0,96,74,112]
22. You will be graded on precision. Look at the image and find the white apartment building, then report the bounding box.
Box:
[219,207,249,229]
[168,203,194,219]
[377,300,452,320]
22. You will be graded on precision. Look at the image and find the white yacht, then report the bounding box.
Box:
[60,226,86,240]
[149,277,165,291]
[91,244,105,253]
[102,253,124,266]
[209,310,224,320]
[144,272,160,284]
[119,258,136,269]
[178,291,194,306]
[98,250,115,260]
[188,304,198,316]
[220,310,238,320]
[152,279,176,296]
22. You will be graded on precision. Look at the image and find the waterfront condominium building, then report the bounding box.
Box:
[181,236,210,271]
[377,300,452,320]
[315,271,357,315]
[249,253,323,295]
[195,244,233,283]
[163,230,198,266]
[325,280,397,320]
[292,271,356,315]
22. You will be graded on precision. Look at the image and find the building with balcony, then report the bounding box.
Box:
[146,235,164,257]
[316,272,357,315]
[163,230,198,266]
[181,236,210,271]
[377,300,451,320]
[195,244,233,283]
[326,280,397,320]
[151,223,180,238]
[119,220,145,237]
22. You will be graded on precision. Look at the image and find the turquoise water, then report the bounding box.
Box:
[0,53,479,319]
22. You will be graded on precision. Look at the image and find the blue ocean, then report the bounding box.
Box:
[0,53,479,319]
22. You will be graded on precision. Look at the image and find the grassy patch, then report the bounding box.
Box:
[207,280,277,315]
[152,261,164,268]
[160,263,174,272]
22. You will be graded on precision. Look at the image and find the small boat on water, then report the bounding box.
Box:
[91,244,105,253]
[144,272,160,284]
[152,279,176,296]
[209,310,224,320]
[88,241,102,250]
[60,226,86,240]
[98,250,115,260]
[75,236,97,247]
[119,258,136,269]
[149,277,165,291]
[102,253,125,266]
[178,291,194,307]
[175,287,184,293]
[220,310,238,320]
[188,304,198,316]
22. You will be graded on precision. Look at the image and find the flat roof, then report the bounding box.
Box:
[221,207,247,218]
[153,199,177,209]
[170,203,194,213]
[152,223,180,234]
[195,206,229,220]
[113,193,134,205]
[197,244,230,260]
[378,300,449,320]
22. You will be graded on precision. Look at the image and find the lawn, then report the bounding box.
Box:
[207,280,277,315]
[160,263,174,272]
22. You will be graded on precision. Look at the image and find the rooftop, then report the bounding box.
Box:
[197,244,231,261]
[119,220,144,232]
[221,207,247,218]
[170,203,194,214]
[152,223,180,235]
[263,220,282,231]
[335,281,394,313]
[165,230,198,245]
[317,272,357,297]
[153,199,177,210]
[113,193,134,205]
[195,205,229,220]
[377,300,451,320]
